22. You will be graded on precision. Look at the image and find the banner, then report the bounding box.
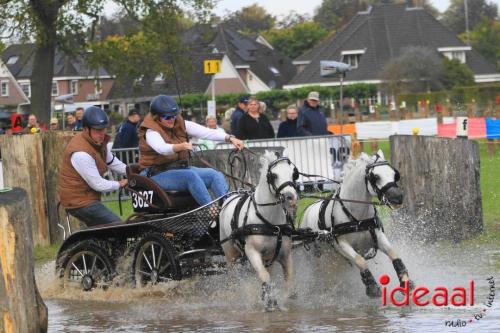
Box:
[486,118,500,139]
[11,113,23,133]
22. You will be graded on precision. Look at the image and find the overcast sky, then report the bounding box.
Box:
[104,0,500,18]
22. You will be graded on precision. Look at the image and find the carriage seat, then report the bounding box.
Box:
[126,164,198,212]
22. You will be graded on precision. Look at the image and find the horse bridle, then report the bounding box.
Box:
[265,157,299,202]
[364,154,401,204]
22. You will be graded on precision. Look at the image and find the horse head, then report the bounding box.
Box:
[364,150,403,205]
[260,151,299,211]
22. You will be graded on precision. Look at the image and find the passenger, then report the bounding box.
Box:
[58,106,128,227]
[138,95,244,206]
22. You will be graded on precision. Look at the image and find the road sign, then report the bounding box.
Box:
[204,60,221,74]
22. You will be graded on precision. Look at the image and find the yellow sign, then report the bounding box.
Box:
[204,60,221,74]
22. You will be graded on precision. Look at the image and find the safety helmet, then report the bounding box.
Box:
[150,95,179,117]
[82,106,109,129]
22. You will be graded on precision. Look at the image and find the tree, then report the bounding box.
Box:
[263,21,328,59]
[441,0,498,34]
[380,46,444,94]
[0,0,213,125]
[461,17,500,70]
[441,58,475,89]
[225,4,276,33]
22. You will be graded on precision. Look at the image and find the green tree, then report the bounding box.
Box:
[225,4,276,33]
[380,46,444,94]
[441,58,475,89]
[0,0,213,125]
[461,17,500,70]
[263,21,328,59]
[441,0,498,34]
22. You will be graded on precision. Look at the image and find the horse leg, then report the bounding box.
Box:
[376,231,415,289]
[336,239,381,298]
[278,251,295,299]
[245,244,278,311]
[222,242,242,282]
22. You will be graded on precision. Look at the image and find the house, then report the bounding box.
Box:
[108,24,296,114]
[1,44,114,112]
[284,3,500,103]
[0,57,30,111]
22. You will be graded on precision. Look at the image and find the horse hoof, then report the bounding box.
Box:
[366,284,382,298]
[265,299,280,312]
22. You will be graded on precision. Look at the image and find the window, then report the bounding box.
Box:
[70,80,78,94]
[51,81,58,96]
[6,56,19,65]
[1,81,8,97]
[438,47,469,64]
[269,66,280,76]
[343,54,361,68]
[20,83,30,97]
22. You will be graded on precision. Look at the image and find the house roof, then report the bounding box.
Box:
[107,53,226,101]
[184,24,296,89]
[288,3,498,87]
[1,44,110,79]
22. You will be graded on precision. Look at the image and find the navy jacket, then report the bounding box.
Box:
[237,113,275,140]
[113,119,139,148]
[230,106,245,138]
[297,101,328,136]
[277,119,298,138]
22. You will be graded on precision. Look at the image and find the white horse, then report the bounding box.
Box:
[300,150,413,298]
[219,151,299,311]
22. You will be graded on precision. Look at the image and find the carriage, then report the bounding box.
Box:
[55,163,230,291]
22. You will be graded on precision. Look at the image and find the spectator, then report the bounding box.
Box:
[65,114,76,131]
[73,107,84,131]
[297,91,329,136]
[277,105,299,138]
[197,115,226,149]
[230,95,249,137]
[237,97,274,140]
[49,118,59,131]
[23,114,41,134]
[58,106,128,227]
[112,109,141,149]
[221,107,234,133]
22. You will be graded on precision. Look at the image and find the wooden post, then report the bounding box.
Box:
[390,135,483,242]
[0,135,50,246]
[0,188,48,333]
[42,131,76,243]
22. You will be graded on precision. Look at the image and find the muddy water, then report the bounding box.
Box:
[38,238,500,332]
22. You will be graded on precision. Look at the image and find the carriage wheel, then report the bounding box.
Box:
[133,233,181,286]
[58,241,114,291]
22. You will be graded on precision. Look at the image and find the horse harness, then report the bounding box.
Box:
[220,157,298,267]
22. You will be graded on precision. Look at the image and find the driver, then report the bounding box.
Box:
[138,95,244,206]
[58,106,128,227]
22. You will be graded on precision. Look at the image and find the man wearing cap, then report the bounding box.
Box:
[49,118,59,130]
[112,109,141,149]
[230,96,249,138]
[58,106,128,227]
[297,91,329,136]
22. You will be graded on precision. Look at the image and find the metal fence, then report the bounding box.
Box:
[102,135,352,201]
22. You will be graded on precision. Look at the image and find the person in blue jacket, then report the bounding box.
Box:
[297,91,329,136]
[230,95,249,138]
[277,105,299,138]
[113,109,141,149]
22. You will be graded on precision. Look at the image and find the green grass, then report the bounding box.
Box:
[34,243,60,265]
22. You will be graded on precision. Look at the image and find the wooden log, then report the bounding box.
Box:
[390,135,483,242]
[41,131,76,243]
[0,187,48,333]
[0,135,50,246]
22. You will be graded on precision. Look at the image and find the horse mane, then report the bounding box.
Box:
[340,152,373,180]
[259,150,279,180]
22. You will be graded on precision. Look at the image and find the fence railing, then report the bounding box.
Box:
[102,135,352,201]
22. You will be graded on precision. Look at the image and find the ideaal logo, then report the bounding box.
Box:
[378,275,495,327]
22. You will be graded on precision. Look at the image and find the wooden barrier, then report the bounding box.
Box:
[0,188,48,333]
[390,135,483,242]
[0,135,50,246]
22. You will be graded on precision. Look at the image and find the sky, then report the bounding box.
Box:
[103,0,500,18]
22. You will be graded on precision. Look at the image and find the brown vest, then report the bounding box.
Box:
[58,131,110,209]
[138,114,189,170]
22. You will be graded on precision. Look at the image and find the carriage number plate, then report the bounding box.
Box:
[132,190,154,208]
